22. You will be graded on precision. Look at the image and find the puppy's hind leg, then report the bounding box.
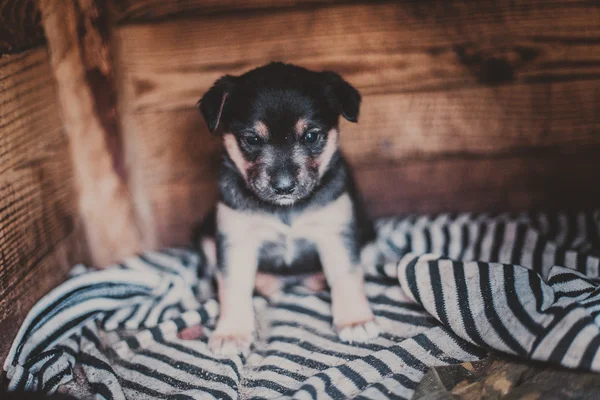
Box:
[179,222,218,340]
[177,236,216,341]
[301,272,327,292]
[255,272,283,298]
[201,236,217,271]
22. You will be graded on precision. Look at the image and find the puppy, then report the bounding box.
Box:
[196,62,378,356]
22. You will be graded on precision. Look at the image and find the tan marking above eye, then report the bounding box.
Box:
[253,121,270,139]
[295,118,309,137]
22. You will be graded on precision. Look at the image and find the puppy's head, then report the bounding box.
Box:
[198,62,360,206]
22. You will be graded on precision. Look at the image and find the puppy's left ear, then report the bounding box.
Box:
[321,71,361,123]
[197,75,237,133]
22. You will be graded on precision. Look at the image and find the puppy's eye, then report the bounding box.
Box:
[302,130,321,144]
[242,135,262,146]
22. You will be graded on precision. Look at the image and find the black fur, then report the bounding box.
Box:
[195,62,374,275]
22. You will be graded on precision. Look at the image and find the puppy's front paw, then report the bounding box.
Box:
[337,320,380,343]
[331,287,379,343]
[177,324,204,340]
[208,330,253,357]
[208,312,255,357]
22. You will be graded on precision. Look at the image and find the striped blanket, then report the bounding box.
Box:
[4,212,600,399]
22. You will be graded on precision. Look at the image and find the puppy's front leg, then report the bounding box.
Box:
[316,235,379,343]
[209,235,259,356]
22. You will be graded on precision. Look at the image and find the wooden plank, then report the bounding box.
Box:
[125,111,221,186]
[0,0,45,54]
[117,46,600,113]
[354,149,600,217]
[118,108,221,248]
[344,81,599,163]
[109,0,350,23]
[114,0,600,115]
[114,1,600,112]
[149,181,218,246]
[39,0,143,263]
[0,49,88,363]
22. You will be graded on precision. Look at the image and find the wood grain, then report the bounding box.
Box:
[115,1,600,110]
[118,108,221,248]
[345,81,598,163]
[149,181,218,246]
[354,149,600,217]
[114,1,600,161]
[109,0,351,23]
[0,0,45,54]
[0,49,88,363]
[112,0,600,246]
[39,0,142,265]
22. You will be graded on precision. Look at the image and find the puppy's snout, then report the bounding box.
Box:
[271,172,296,195]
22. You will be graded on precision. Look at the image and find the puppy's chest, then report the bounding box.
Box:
[218,194,353,273]
[257,229,321,274]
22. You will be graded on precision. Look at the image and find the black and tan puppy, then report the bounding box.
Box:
[197,62,379,356]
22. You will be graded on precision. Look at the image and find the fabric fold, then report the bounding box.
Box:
[3,211,600,399]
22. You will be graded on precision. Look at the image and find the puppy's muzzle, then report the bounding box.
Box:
[270,168,297,195]
[272,174,296,195]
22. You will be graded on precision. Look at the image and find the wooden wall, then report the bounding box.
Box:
[0,47,88,361]
[110,0,600,249]
[38,0,142,267]
[0,0,142,366]
[0,0,598,368]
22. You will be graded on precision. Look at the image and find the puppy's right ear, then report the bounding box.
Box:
[198,75,236,133]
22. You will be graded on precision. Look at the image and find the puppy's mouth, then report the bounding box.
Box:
[273,196,296,206]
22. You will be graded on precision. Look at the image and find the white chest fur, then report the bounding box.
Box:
[217,193,354,266]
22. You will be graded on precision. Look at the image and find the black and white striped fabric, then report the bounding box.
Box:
[4,211,600,399]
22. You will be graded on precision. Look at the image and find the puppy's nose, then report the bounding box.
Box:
[272,174,296,195]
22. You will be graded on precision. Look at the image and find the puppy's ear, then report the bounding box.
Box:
[321,71,361,123]
[198,75,236,133]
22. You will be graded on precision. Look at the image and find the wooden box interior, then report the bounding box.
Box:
[0,0,598,364]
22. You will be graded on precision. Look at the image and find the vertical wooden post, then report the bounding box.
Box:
[38,0,142,266]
